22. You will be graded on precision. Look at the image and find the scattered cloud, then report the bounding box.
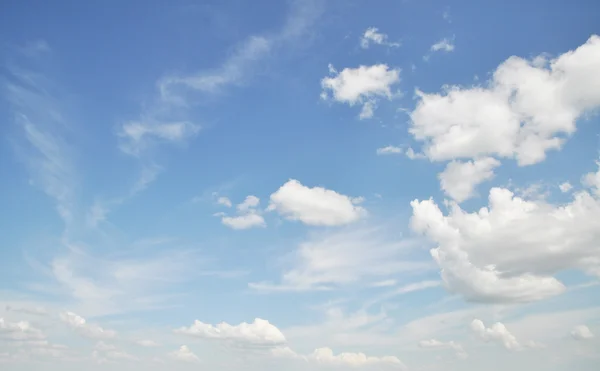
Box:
[471,319,522,351]
[218,195,266,229]
[559,181,573,193]
[168,345,200,363]
[217,196,233,208]
[377,146,403,155]
[410,35,600,166]
[430,37,455,52]
[272,346,406,369]
[60,312,116,339]
[360,27,400,49]
[321,64,400,119]
[571,325,595,340]
[418,338,467,359]
[438,157,500,202]
[411,160,600,303]
[267,179,366,226]
[176,318,286,347]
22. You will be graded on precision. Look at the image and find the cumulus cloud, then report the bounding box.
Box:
[59,312,116,339]
[430,37,455,52]
[360,27,400,49]
[410,161,600,303]
[571,325,595,340]
[175,318,286,347]
[272,346,406,369]
[471,319,521,350]
[218,195,266,230]
[168,345,200,363]
[410,35,600,166]
[267,179,366,226]
[438,157,500,202]
[321,64,400,119]
[418,338,468,359]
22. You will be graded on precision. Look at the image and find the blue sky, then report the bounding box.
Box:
[1,0,599,370]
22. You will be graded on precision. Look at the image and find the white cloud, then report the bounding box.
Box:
[219,195,265,230]
[430,37,455,52]
[217,196,233,208]
[0,318,45,341]
[59,312,116,339]
[237,195,260,212]
[175,318,286,347]
[559,182,573,193]
[272,346,406,369]
[117,120,200,156]
[376,146,403,155]
[418,338,468,359]
[136,339,159,347]
[410,161,600,303]
[221,213,266,229]
[583,161,600,196]
[571,325,595,340]
[410,35,600,166]
[168,345,200,363]
[471,319,521,350]
[268,179,366,226]
[249,227,430,291]
[94,341,116,351]
[321,64,400,119]
[438,157,500,202]
[360,27,400,49]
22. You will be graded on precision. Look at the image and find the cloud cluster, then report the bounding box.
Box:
[410,35,600,201]
[272,346,406,369]
[418,338,467,359]
[411,161,600,303]
[219,195,266,230]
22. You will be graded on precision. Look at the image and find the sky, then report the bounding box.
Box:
[0,0,599,370]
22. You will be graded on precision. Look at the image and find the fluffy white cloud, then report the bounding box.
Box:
[175,318,286,347]
[219,195,266,229]
[272,346,405,368]
[418,338,467,359]
[249,227,430,291]
[168,345,200,363]
[471,319,520,350]
[321,64,400,119]
[221,213,266,230]
[438,157,500,202]
[237,195,260,212]
[268,179,366,226]
[571,325,595,340]
[360,27,400,49]
[410,161,600,303]
[377,146,403,155]
[59,312,116,339]
[430,38,455,52]
[410,35,600,166]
